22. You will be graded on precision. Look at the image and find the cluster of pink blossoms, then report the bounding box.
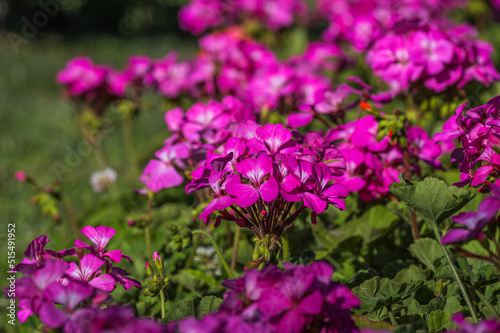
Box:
[434,96,500,187]
[57,29,353,118]
[317,0,466,52]
[366,21,499,94]
[11,226,140,330]
[139,97,254,191]
[178,120,348,240]
[178,0,307,35]
[179,261,360,333]
[56,57,125,115]
[328,115,447,201]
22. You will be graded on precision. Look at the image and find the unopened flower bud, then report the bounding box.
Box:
[145,262,153,276]
[15,171,27,183]
[181,237,191,249]
[152,251,164,272]
[252,249,260,261]
[264,248,271,263]
[171,242,181,252]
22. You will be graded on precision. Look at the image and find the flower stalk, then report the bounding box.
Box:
[432,223,478,323]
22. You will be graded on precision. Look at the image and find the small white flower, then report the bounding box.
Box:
[90,168,117,193]
[193,246,221,276]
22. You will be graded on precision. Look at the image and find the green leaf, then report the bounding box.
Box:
[390,177,475,225]
[409,238,444,272]
[346,269,378,288]
[353,277,387,313]
[426,309,453,332]
[365,205,399,229]
[443,296,464,314]
[393,265,428,284]
[352,315,395,330]
[435,259,465,281]
[164,296,223,322]
[195,296,223,318]
[311,220,363,253]
[164,298,197,322]
[467,259,500,288]
[172,269,223,294]
[352,277,423,314]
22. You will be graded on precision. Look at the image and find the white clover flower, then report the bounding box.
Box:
[90,168,117,193]
[193,246,221,276]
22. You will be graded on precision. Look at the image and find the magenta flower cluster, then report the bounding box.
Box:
[10,226,140,330]
[56,57,126,115]
[434,96,500,187]
[316,0,466,52]
[179,120,348,239]
[178,261,360,333]
[366,22,499,94]
[328,115,445,201]
[178,0,307,34]
[56,29,354,119]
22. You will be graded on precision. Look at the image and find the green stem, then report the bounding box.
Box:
[176,230,202,294]
[159,289,166,321]
[192,230,234,278]
[123,116,139,178]
[231,226,241,271]
[403,148,420,240]
[62,197,80,238]
[282,231,290,262]
[476,289,500,320]
[145,225,152,260]
[93,144,108,170]
[432,224,478,323]
[144,193,154,259]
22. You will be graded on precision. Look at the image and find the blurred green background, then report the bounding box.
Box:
[0,1,202,331]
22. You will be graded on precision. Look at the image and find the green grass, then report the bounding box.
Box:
[0,33,198,332]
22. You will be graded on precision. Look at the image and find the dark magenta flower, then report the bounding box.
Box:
[248,123,297,155]
[140,143,190,192]
[14,235,74,272]
[442,196,500,244]
[74,226,128,263]
[65,254,116,292]
[303,163,349,215]
[435,97,500,187]
[39,280,94,329]
[209,261,360,333]
[226,154,279,207]
[199,171,239,221]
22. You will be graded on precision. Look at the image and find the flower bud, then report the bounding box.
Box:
[264,248,271,263]
[152,251,164,272]
[181,237,191,249]
[164,277,171,287]
[145,262,154,276]
[252,248,260,261]
[171,242,181,252]
[14,171,27,183]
